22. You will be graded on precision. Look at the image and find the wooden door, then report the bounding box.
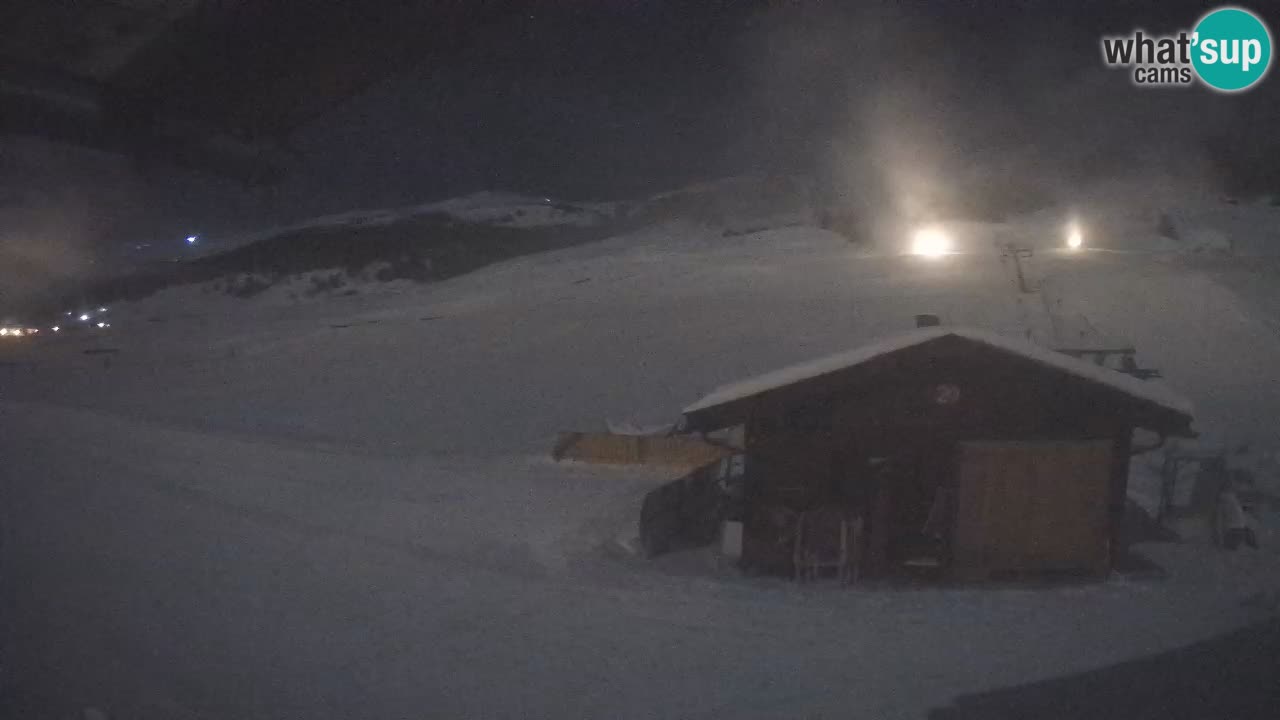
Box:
[953,440,1113,579]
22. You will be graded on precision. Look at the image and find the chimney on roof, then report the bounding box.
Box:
[915,314,941,328]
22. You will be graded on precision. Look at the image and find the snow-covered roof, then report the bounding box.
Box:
[684,326,1193,418]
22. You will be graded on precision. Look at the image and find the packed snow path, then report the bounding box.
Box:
[4,402,1277,720]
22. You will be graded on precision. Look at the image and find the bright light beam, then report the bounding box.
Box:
[1067,222,1084,250]
[911,226,953,258]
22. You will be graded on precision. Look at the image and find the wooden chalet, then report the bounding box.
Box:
[680,326,1195,581]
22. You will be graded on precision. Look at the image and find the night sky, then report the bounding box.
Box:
[2,0,1278,304]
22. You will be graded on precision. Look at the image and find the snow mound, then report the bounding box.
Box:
[410,191,615,228]
[217,192,615,253]
[1161,202,1280,256]
[629,174,815,234]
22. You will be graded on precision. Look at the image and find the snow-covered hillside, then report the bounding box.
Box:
[69,181,824,315]
[224,191,618,248]
[3,203,1279,719]
[628,174,816,233]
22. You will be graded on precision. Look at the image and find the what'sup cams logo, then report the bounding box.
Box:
[1102,6,1272,92]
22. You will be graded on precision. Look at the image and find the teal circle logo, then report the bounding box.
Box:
[1192,7,1272,92]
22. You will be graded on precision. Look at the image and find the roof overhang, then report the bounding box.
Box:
[683,327,1195,437]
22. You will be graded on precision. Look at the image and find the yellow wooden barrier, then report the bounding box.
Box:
[552,432,730,469]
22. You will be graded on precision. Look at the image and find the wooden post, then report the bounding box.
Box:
[866,477,892,577]
[1109,428,1134,573]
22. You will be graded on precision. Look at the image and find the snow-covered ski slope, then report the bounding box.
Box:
[11,215,1280,452]
[3,209,1280,719]
[3,226,1035,455]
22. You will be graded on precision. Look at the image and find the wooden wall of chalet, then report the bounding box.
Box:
[732,336,1143,578]
[952,439,1113,579]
